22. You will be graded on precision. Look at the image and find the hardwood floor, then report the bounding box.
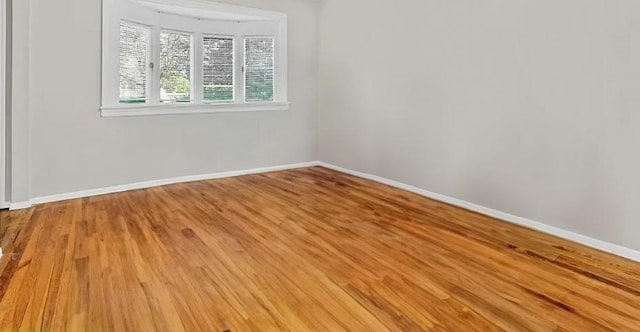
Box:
[0,167,639,331]
[0,208,32,253]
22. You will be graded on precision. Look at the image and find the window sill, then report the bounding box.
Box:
[100,102,291,117]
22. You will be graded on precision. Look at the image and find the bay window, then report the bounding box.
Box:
[102,0,289,117]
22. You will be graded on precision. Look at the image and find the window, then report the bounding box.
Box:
[119,23,149,103]
[160,31,193,103]
[245,37,274,102]
[102,0,289,117]
[203,36,234,103]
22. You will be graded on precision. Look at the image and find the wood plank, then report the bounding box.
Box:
[0,166,639,331]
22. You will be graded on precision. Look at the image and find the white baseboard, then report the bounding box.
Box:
[8,201,30,210]
[318,162,640,263]
[9,161,321,211]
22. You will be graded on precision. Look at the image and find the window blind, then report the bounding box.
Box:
[203,36,234,102]
[119,23,149,103]
[160,31,193,103]
[245,37,274,102]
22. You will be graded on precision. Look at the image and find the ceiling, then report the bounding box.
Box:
[134,0,282,22]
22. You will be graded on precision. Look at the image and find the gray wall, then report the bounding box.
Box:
[317,0,640,251]
[10,0,319,201]
[10,0,28,202]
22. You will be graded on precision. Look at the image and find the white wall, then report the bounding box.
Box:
[318,0,640,251]
[10,0,319,201]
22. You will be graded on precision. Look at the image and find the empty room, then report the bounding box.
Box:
[1,0,639,330]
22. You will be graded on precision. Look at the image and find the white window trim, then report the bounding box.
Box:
[101,0,289,117]
[101,101,291,117]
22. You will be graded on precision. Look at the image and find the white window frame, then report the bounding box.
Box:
[101,0,289,117]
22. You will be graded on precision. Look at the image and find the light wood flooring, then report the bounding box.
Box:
[0,167,639,331]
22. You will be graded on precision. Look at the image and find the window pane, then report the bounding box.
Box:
[203,36,234,102]
[160,31,192,103]
[119,23,149,103]
[245,37,274,102]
